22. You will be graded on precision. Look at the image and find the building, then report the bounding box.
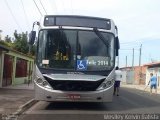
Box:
[144,62,160,88]
[0,44,34,87]
[120,66,147,85]
[121,62,160,88]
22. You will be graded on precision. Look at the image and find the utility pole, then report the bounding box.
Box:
[132,48,134,68]
[139,44,142,84]
[126,56,127,68]
[139,44,142,66]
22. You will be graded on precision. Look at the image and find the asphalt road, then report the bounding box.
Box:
[18,87,160,120]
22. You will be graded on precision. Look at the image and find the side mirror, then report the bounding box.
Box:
[29,31,36,45]
[115,37,120,56]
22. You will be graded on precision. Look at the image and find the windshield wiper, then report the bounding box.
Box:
[93,28,109,48]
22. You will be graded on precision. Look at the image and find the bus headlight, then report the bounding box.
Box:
[34,76,52,89]
[97,79,114,90]
[36,77,43,84]
[106,81,112,86]
[42,81,48,86]
[42,81,52,89]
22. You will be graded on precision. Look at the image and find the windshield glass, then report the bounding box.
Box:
[37,29,115,71]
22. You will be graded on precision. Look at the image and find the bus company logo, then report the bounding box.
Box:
[77,60,87,70]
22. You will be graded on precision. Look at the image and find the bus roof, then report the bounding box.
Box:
[42,15,112,30]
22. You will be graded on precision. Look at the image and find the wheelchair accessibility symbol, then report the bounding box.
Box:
[77,60,87,70]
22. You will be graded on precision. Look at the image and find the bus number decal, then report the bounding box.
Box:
[97,61,108,66]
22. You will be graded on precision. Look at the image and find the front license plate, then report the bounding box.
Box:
[68,94,81,100]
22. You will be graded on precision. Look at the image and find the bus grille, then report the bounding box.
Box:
[44,77,105,91]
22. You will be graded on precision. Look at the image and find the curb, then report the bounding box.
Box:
[5,99,38,120]
[14,99,38,115]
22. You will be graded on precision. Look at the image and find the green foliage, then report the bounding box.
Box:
[0,40,9,46]
[0,34,13,48]
[0,30,36,56]
[30,44,36,56]
[13,30,29,54]
[5,35,12,43]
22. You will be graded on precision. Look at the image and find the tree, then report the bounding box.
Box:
[4,35,12,43]
[0,34,13,47]
[13,30,29,54]
[0,30,2,40]
[0,30,36,56]
[30,44,36,56]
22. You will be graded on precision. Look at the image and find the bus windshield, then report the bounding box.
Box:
[37,29,115,71]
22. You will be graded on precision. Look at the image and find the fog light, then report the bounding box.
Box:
[46,96,52,99]
[97,97,102,100]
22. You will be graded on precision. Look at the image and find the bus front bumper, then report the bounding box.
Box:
[35,83,114,102]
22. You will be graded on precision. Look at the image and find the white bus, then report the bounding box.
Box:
[29,15,120,102]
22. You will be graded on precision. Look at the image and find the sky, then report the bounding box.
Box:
[0,0,160,67]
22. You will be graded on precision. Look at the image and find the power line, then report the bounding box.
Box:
[120,44,141,49]
[121,43,140,46]
[120,38,160,45]
[33,0,43,16]
[121,42,138,44]
[39,0,47,15]
[20,0,30,31]
[119,49,139,51]
[4,0,22,32]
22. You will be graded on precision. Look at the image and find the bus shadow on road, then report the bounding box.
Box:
[45,102,108,111]
[43,88,160,112]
